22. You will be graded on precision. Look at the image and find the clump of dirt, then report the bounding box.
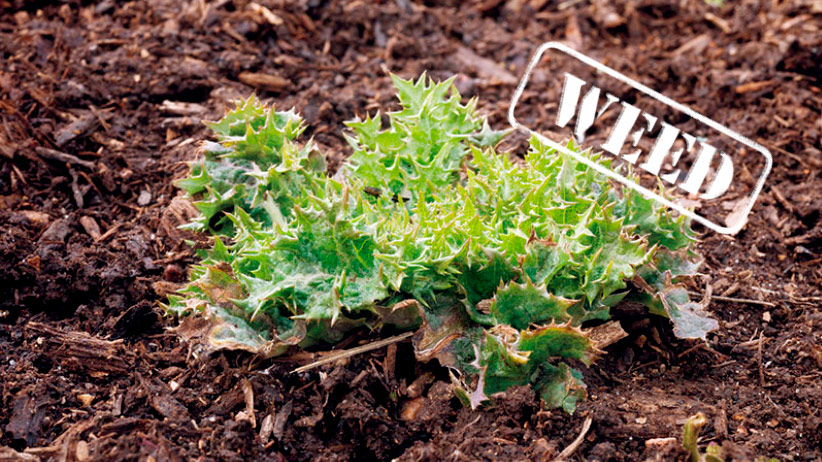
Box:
[1,0,820,461]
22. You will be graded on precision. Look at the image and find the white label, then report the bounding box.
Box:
[509,42,772,235]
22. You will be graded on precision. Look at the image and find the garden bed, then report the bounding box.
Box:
[1,1,821,460]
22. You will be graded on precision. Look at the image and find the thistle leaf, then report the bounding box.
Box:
[534,362,587,414]
[489,280,575,330]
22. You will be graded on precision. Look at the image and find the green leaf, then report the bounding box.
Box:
[534,362,586,414]
[520,236,570,286]
[478,326,532,395]
[474,324,593,413]
[489,280,575,330]
[469,120,512,148]
[518,324,598,365]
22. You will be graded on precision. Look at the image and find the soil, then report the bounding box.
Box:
[1,0,821,461]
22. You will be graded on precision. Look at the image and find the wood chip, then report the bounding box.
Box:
[238,72,290,92]
[94,222,123,243]
[241,378,256,429]
[704,12,730,34]
[25,322,133,375]
[159,100,207,116]
[564,13,583,51]
[671,34,711,57]
[18,211,51,227]
[13,11,29,25]
[68,168,84,208]
[771,185,794,213]
[0,446,41,462]
[384,342,397,385]
[55,112,98,147]
[6,385,50,447]
[400,397,425,421]
[39,218,72,243]
[79,216,101,240]
[724,197,750,230]
[588,320,628,350]
[248,3,283,25]
[139,375,190,421]
[780,14,809,30]
[735,80,776,94]
[406,371,435,398]
[259,414,275,443]
[451,46,517,85]
[272,400,292,440]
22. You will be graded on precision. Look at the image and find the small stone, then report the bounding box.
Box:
[79,216,102,240]
[137,189,152,206]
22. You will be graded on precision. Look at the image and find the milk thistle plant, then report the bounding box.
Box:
[167,74,717,413]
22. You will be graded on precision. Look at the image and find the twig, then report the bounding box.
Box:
[554,416,593,461]
[240,378,256,428]
[94,222,123,243]
[35,146,96,169]
[557,0,586,10]
[677,342,730,361]
[68,168,84,208]
[629,360,659,373]
[757,331,765,388]
[750,286,822,305]
[796,372,822,381]
[292,331,414,374]
[732,336,771,352]
[711,360,736,369]
[687,291,776,308]
[771,185,794,214]
[758,138,822,168]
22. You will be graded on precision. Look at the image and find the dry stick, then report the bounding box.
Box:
[771,185,795,213]
[677,342,730,361]
[687,291,776,308]
[68,168,84,208]
[35,146,96,169]
[292,331,414,374]
[757,331,766,388]
[554,416,593,461]
[759,138,822,169]
[752,286,822,304]
[94,222,124,243]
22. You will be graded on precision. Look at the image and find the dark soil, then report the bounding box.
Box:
[1,1,821,461]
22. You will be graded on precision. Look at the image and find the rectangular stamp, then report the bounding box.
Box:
[509,42,772,235]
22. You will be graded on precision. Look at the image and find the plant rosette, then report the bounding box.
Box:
[166,74,716,413]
